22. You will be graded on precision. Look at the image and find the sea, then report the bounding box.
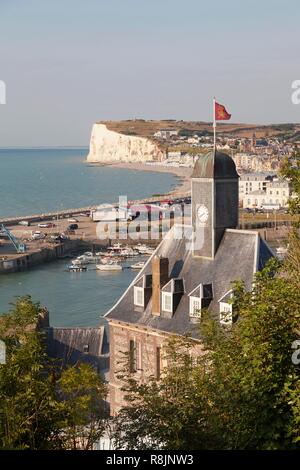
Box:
[0,148,176,326]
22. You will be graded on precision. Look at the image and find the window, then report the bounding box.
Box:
[220,303,232,325]
[189,297,201,318]
[129,340,140,373]
[162,293,172,312]
[156,347,161,380]
[134,286,144,307]
[220,308,232,325]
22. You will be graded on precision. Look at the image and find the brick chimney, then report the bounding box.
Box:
[152,255,169,316]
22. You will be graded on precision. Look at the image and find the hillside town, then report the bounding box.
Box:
[150,127,296,210]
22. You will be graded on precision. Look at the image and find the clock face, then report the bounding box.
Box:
[197,205,209,224]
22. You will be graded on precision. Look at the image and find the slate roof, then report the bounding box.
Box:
[46,326,109,374]
[192,151,239,179]
[105,225,274,339]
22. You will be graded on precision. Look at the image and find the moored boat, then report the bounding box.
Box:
[96,262,122,271]
[68,264,87,272]
[131,261,146,270]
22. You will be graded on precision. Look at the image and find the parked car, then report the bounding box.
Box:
[32,231,46,240]
[51,233,70,241]
[18,220,31,226]
[38,222,56,228]
[67,223,78,231]
[68,218,78,223]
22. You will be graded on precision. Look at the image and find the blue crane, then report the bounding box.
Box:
[1,224,27,253]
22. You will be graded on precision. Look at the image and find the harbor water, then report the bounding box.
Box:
[0,148,176,325]
[0,259,140,327]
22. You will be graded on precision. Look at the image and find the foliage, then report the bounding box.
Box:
[57,363,107,450]
[0,297,60,449]
[0,296,107,450]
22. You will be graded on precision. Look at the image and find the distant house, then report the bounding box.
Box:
[243,179,290,209]
[105,151,274,414]
[239,172,274,201]
[154,129,178,139]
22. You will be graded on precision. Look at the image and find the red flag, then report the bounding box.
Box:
[215,101,231,120]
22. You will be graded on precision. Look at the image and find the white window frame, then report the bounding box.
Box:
[189,296,201,318]
[219,302,233,325]
[134,286,144,307]
[162,293,172,312]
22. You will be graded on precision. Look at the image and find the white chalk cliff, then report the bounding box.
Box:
[86,123,163,163]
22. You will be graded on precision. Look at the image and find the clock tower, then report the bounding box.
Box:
[192,150,239,259]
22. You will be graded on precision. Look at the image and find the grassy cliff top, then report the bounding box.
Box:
[97,120,300,140]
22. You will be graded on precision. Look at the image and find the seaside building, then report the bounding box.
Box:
[105,151,274,414]
[239,172,274,203]
[243,179,290,209]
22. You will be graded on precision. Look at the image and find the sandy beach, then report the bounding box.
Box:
[89,161,192,198]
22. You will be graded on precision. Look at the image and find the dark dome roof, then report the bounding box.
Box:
[192,150,239,179]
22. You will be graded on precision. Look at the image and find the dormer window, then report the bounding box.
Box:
[218,290,236,325]
[161,279,184,318]
[188,283,213,319]
[162,292,172,312]
[133,274,152,310]
[189,297,201,318]
[134,287,144,307]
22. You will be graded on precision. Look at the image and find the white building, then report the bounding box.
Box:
[243,179,290,209]
[154,129,178,139]
[239,173,272,202]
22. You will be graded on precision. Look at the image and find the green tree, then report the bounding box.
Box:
[0,297,60,449]
[0,296,108,450]
[57,363,107,450]
[113,336,216,450]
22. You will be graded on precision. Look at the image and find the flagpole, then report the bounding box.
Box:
[213,96,216,153]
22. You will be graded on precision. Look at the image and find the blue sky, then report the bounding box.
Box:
[0,0,299,146]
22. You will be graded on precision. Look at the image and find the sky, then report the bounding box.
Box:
[0,0,300,146]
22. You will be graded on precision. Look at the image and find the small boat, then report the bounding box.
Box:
[135,243,154,255]
[135,243,149,254]
[71,255,87,265]
[107,243,123,253]
[68,264,87,272]
[96,262,122,271]
[131,261,146,270]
